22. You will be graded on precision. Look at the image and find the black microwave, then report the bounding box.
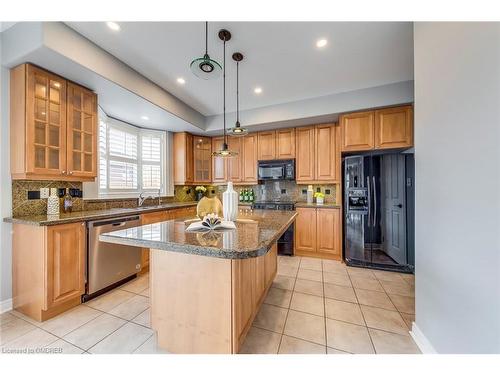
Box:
[257,159,295,181]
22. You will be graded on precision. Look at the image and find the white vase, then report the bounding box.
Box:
[47,188,60,215]
[222,182,238,221]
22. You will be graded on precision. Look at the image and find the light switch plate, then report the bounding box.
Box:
[40,188,49,199]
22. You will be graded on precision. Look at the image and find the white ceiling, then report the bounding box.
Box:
[66,22,414,117]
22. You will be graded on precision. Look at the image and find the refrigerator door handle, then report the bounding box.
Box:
[373,176,377,228]
[366,176,371,227]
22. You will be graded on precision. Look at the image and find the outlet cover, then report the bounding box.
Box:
[40,188,49,199]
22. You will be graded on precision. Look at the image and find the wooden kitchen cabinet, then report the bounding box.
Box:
[10,63,98,181]
[257,131,276,160]
[174,132,194,185]
[227,137,242,183]
[241,133,258,183]
[295,126,316,182]
[295,207,341,260]
[212,137,227,184]
[375,105,413,149]
[12,221,86,321]
[276,128,295,159]
[315,124,340,182]
[340,110,375,152]
[193,136,212,183]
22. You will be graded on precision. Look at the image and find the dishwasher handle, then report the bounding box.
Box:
[90,215,140,228]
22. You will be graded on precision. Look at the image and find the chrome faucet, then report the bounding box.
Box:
[138,189,161,207]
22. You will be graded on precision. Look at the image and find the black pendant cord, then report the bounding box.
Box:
[205,22,208,56]
[223,38,226,146]
[236,61,239,124]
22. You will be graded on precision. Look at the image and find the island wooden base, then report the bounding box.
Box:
[149,244,277,354]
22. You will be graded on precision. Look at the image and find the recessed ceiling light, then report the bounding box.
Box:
[141,116,149,120]
[254,87,263,94]
[316,38,328,48]
[177,77,186,85]
[106,22,121,31]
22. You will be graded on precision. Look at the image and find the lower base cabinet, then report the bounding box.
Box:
[294,207,342,260]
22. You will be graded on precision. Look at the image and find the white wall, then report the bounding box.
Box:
[414,22,500,353]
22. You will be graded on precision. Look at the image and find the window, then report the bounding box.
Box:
[97,116,168,198]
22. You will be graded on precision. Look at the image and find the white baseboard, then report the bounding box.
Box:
[411,322,437,354]
[0,298,13,314]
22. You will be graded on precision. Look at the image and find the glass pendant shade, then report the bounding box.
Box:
[228,121,248,136]
[190,54,222,80]
[212,142,238,158]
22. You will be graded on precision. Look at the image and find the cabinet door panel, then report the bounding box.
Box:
[212,137,227,183]
[295,127,315,182]
[341,111,375,151]
[264,243,277,288]
[316,209,341,257]
[257,131,276,160]
[45,223,85,309]
[227,137,242,182]
[375,106,413,149]
[295,208,317,253]
[254,256,266,308]
[242,134,258,183]
[276,128,295,159]
[232,258,255,345]
[315,124,339,182]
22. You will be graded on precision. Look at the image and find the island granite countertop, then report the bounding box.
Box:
[99,209,297,259]
[3,201,198,226]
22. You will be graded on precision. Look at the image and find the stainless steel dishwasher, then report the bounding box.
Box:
[85,215,142,300]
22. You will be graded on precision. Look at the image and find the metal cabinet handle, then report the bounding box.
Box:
[62,170,66,175]
[373,176,377,227]
[366,176,371,227]
[69,171,74,175]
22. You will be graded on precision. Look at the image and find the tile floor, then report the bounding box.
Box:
[0,256,419,354]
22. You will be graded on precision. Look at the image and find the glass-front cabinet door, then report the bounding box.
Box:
[66,83,97,179]
[26,65,67,176]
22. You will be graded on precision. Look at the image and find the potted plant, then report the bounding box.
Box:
[314,192,325,205]
[195,186,207,201]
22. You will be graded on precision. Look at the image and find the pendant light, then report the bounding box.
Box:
[212,29,238,158]
[190,22,222,80]
[228,52,248,137]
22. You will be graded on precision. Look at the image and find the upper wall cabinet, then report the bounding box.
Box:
[212,137,227,184]
[295,126,316,182]
[340,105,413,152]
[10,64,97,181]
[241,134,258,183]
[227,137,242,183]
[257,131,276,160]
[193,136,212,184]
[173,132,194,185]
[257,129,295,161]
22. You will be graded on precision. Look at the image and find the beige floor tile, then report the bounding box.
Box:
[324,283,357,303]
[278,255,301,268]
[264,287,292,308]
[369,329,420,354]
[0,312,17,327]
[350,276,384,292]
[253,304,288,333]
[0,314,37,345]
[283,310,326,345]
[133,334,169,354]
[388,294,415,314]
[40,305,102,337]
[239,327,281,354]
[45,339,85,354]
[1,328,58,351]
[380,279,414,297]
[347,267,376,279]
[139,288,150,297]
[355,289,396,310]
[372,270,405,283]
[400,313,415,330]
[326,319,374,354]
[277,264,299,278]
[323,272,352,287]
[327,347,352,354]
[88,322,153,354]
[325,298,365,325]
[294,278,323,296]
[120,275,149,294]
[297,268,322,282]
[322,260,347,275]
[299,257,323,271]
[360,305,409,335]
[8,310,43,327]
[63,313,127,350]
[132,308,151,328]
[108,295,150,321]
[278,335,326,354]
[290,292,325,316]
[272,275,296,291]
[85,289,136,312]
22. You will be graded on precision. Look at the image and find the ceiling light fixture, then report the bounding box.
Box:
[212,29,238,158]
[316,38,328,48]
[228,52,248,137]
[190,22,222,80]
[254,87,262,94]
[106,22,121,31]
[177,77,186,85]
[141,116,149,120]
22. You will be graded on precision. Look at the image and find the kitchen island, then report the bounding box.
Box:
[99,209,297,354]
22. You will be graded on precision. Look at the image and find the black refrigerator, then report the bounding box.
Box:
[343,151,415,273]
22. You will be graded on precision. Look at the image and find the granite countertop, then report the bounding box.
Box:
[99,209,297,259]
[3,201,198,226]
[294,202,341,209]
